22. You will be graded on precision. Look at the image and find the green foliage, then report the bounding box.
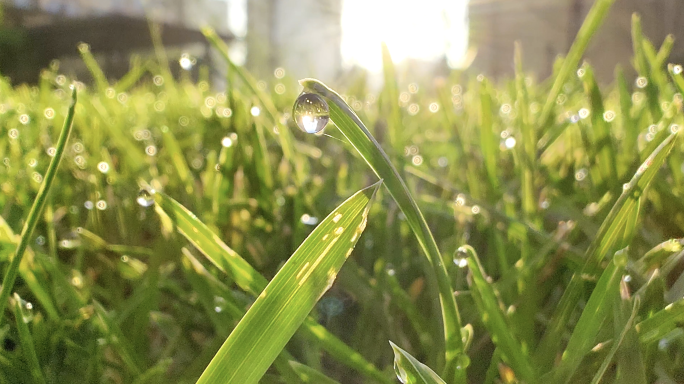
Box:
[1,6,684,383]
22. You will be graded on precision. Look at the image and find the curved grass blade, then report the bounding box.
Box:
[196,181,381,384]
[551,250,626,384]
[534,132,678,370]
[154,193,391,383]
[0,87,76,322]
[300,78,465,384]
[390,341,446,384]
[459,245,536,383]
[13,293,45,384]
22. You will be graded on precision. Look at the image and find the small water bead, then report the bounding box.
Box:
[179,53,195,70]
[28,158,37,167]
[504,137,516,149]
[153,75,164,86]
[455,194,466,206]
[636,77,648,88]
[569,114,580,123]
[293,93,330,134]
[399,92,410,103]
[407,103,420,115]
[274,83,286,94]
[47,147,56,157]
[471,205,480,214]
[429,102,440,113]
[137,189,155,207]
[674,65,684,75]
[97,162,110,173]
[96,200,107,210]
[670,124,680,134]
[117,93,128,104]
[8,129,19,139]
[575,168,588,181]
[577,68,586,78]
[145,146,157,156]
[603,110,616,122]
[411,155,423,166]
[438,157,448,167]
[250,106,261,117]
[55,74,67,85]
[32,172,43,183]
[274,67,285,79]
[579,108,590,119]
[84,201,94,210]
[36,236,45,246]
[221,136,234,147]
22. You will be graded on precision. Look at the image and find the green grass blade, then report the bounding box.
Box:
[154,192,267,295]
[478,78,500,192]
[0,87,76,323]
[78,42,109,92]
[535,132,678,370]
[12,293,45,384]
[537,0,616,131]
[381,43,403,153]
[550,251,625,384]
[460,245,536,383]
[591,291,642,384]
[288,360,342,384]
[631,14,663,122]
[201,28,303,186]
[637,297,684,344]
[300,78,466,383]
[196,181,380,384]
[390,341,447,384]
[155,192,391,383]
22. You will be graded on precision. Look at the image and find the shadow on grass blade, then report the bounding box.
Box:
[196,181,381,384]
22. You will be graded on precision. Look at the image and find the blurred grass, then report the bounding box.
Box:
[1,7,684,383]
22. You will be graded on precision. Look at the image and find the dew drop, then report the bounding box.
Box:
[674,65,684,75]
[292,93,330,134]
[137,189,155,207]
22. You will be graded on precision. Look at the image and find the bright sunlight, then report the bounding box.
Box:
[341,0,469,72]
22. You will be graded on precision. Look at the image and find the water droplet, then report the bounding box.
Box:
[674,65,684,75]
[334,227,344,236]
[438,157,448,167]
[603,110,616,122]
[429,102,440,113]
[293,93,329,134]
[250,106,261,117]
[504,137,517,149]
[636,77,648,88]
[613,248,628,267]
[47,147,56,157]
[411,155,423,166]
[221,136,233,147]
[121,255,129,263]
[35,236,45,245]
[97,162,110,173]
[300,214,319,226]
[179,53,195,70]
[454,257,468,268]
[137,189,155,207]
[96,200,107,210]
[623,275,632,282]
[332,213,342,223]
[274,67,285,78]
[84,201,94,210]
[145,145,157,156]
[471,205,480,214]
[579,108,590,119]
[569,114,580,123]
[455,194,466,206]
[575,168,588,181]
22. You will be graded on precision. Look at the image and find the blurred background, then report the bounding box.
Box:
[1,0,684,87]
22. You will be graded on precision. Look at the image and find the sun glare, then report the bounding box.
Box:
[341,0,469,72]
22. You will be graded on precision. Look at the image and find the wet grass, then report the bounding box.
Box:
[2,5,684,383]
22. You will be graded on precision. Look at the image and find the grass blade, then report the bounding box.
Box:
[550,250,626,384]
[12,293,45,384]
[536,0,616,131]
[154,192,391,383]
[300,78,466,383]
[637,297,684,345]
[390,341,447,384]
[196,181,380,384]
[535,132,678,369]
[460,245,536,383]
[0,87,76,322]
